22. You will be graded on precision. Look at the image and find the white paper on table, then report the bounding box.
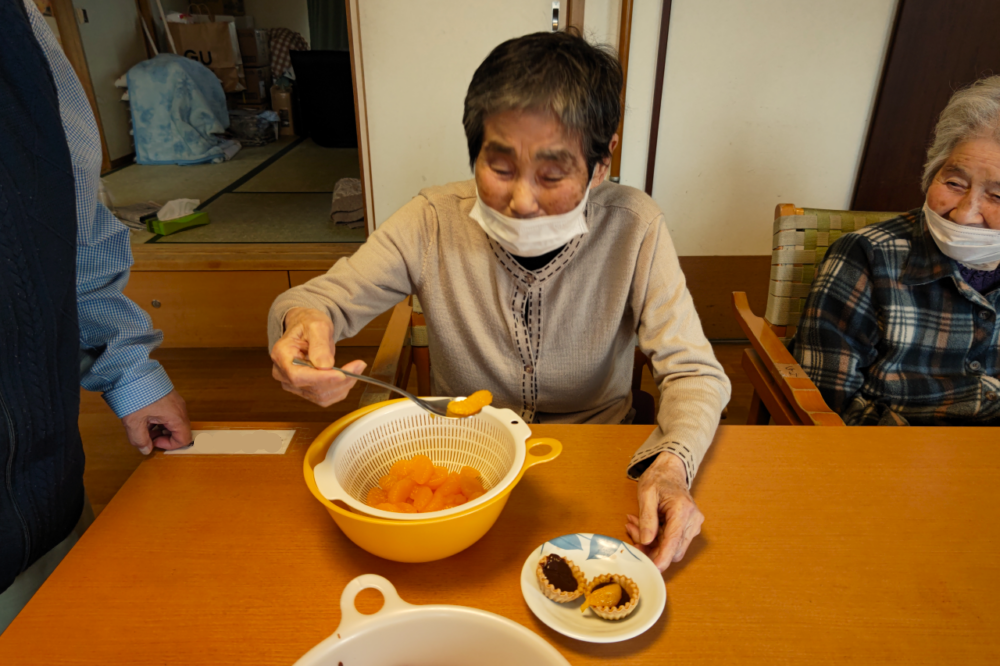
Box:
[165,429,296,455]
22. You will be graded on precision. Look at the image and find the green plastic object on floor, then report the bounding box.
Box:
[146,211,210,236]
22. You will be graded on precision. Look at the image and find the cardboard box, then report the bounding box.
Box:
[189,1,245,17]
[168,22,245,92]
[237,28,269,67]
[228,65,271,105]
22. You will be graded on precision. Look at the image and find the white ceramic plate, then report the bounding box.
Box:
[520,533,666,643]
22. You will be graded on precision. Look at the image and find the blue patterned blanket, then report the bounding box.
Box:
[127,54,229,165]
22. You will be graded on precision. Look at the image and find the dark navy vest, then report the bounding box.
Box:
[0,0,85,592]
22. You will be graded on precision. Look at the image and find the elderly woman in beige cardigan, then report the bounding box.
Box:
[268,31,731,571]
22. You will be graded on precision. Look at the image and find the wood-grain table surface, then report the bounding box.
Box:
[1,423,997,664]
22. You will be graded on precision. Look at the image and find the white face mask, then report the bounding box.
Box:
[469,185,590,257]
[923,201,1000,270]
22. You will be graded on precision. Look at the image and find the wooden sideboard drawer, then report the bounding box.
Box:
[124,271,290,348]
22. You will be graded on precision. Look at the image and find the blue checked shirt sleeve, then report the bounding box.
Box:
[77,202,173,417]
[25,0,173,417]
[792,233,881,416]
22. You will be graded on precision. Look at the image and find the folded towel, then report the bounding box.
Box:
[331,177,363,213]
[332,208,363,223]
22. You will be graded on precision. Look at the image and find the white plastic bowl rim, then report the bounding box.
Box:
[313,401,533,520]
[292,574,570,666]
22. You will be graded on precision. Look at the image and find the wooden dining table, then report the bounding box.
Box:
[0,422,998,664]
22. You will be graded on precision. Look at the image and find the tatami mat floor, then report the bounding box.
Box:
[104,138,294,207]
[156,193,366,243]
[104,137,362,245]
[79,344,752,516]
[236,141,360,192]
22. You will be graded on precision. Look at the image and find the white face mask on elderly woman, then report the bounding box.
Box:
[924,201,1000,268]
[469,184,590,257]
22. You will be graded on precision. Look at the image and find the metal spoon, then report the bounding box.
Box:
[290,357,460,418]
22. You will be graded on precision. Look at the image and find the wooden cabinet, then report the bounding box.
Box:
[123,267,396,348]
[124,271,291,348]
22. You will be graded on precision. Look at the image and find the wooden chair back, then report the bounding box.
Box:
[358,298,413,407]
[732,291,843,426]
[768,203,900,339]
[735,202,902,425]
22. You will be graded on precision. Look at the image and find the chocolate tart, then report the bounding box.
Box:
[536,554,588,603]
[584,573,640,620]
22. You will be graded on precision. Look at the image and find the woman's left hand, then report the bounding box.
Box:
[625,452,704,572]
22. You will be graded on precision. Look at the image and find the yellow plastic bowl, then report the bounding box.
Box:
[304,400,562,563]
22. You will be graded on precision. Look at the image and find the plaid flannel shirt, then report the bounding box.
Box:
[793,208,1000,426]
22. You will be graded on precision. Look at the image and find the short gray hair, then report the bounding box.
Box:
[463,30,622,177]
[922,75,1000,192]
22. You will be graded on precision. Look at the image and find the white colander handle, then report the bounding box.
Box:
[337,574,413,634]
[312,458,350,503]
[291,575,413,666]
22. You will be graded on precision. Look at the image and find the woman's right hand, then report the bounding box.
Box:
[270,307,368,407]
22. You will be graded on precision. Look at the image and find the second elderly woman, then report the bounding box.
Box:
[268,31,731,570]
[794,75,1000,425]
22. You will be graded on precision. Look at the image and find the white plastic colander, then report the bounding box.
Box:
[313,400,533,520]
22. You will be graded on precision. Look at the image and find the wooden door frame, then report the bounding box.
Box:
[643,0,673,196]
[344,0,376,237]
[566,0,585,32]
[609,0,634,180]
[48,0,112,173]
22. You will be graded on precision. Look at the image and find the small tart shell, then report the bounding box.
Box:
[585,573,640,620]
[536,555,588,603]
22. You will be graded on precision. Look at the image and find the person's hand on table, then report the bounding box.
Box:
[625,452,704,572]
[121,389,192,455]
[271,307,368,407]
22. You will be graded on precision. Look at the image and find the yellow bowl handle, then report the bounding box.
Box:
[522,437,562,471]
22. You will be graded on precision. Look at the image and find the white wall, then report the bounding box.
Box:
[582,0,619,47]
[355,0,894,254]
[75,0,149,160]
[618,0,661,191]
[640,0,897,256]
[359,0,558,226]
[243,0,310,44]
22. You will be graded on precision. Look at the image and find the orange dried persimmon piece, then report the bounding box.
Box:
[425,492,447,513]
[375,502,400,512]
[390,459,412,479]
[367,487,388,506]
[410,485,433,512]
[407,455,434,485]
[434,472,462,499]
[394,502,417,513]
[426,466,449,489]
[378,473,398,491]
[446,390,493,418]
[388,477,416,504]
[443,493,468,509]
[459,466,485,497]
